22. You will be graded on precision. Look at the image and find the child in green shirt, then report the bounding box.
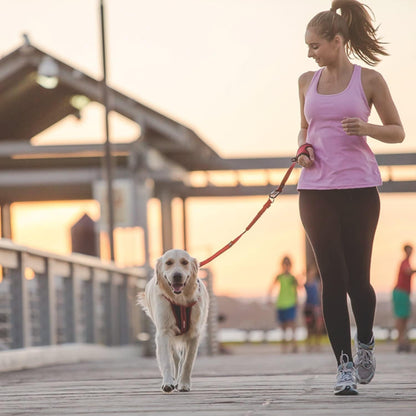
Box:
[268,256,298,353]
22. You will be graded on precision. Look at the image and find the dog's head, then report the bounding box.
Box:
[156,249,199,296]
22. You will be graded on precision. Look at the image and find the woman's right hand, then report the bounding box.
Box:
[297,147,315,168]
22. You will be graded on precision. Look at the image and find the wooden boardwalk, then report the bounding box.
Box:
[0,343,415,415]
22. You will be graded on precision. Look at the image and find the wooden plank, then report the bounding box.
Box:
[24,253,46,274]
[0,344,415,415]
[0,248,18,268]
[73,264,90,281]
[94,268,109,283]
[50,260,71,277]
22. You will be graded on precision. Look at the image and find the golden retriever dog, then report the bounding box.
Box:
[138,249,209,393]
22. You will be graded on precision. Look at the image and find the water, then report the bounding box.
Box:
[218,326,414,343]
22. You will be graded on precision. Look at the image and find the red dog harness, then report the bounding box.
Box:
[163,294,199,335]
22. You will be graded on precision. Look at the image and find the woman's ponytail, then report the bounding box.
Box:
[308,0,388,66]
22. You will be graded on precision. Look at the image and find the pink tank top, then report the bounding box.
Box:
[298,65,382,190]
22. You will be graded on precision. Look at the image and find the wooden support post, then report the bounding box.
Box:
[160,188,173,252]
[1,204,12,239]
[182,197,188,251]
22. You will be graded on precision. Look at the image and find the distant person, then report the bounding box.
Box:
[303,264,324,351]
[268,256,298,353]
[296,0,405,395]
[392,244,416,352]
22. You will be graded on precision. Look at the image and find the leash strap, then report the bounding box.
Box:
[199,143,313,267]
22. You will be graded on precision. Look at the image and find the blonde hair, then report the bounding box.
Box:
[307,0,388,66]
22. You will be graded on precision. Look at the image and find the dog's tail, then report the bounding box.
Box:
[137,292,149,315]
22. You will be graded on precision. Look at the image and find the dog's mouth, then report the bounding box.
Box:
[171,282,185,294]
[164,274,188,294]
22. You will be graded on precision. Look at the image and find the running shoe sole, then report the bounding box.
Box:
[334,385,359,395]
[356,374,374,384]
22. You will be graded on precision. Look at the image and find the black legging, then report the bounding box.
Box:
[299,187,380,365]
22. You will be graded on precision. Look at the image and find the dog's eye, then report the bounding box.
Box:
[165,260,174,266]
[181,260,189,266]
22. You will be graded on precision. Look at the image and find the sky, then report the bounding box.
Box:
[2,0,416,298]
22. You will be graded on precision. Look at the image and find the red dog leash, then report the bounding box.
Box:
[199,143,313,267]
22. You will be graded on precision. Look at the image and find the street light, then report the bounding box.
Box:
[100,0,115,261]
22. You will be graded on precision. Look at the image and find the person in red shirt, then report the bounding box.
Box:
[392,244,416,352]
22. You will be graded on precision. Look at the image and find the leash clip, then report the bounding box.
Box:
[269,189,281,202]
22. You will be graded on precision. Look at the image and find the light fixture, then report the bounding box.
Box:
[36,56,59,89]
[70,94,90,111]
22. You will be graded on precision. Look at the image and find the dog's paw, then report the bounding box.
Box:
[161,384,175,393]
[177,383,191,392]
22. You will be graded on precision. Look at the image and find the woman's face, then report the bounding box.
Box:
[305,28,338,67]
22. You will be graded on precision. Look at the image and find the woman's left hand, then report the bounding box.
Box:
[341,117,368,136]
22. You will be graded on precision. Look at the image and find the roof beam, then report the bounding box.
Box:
[0,141,132,157]
[171,180,416,199]
[197,153,416,171]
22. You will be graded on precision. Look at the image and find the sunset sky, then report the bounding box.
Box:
[2,0,416,298]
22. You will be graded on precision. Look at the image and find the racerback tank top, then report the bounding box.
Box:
[298,65,382,190]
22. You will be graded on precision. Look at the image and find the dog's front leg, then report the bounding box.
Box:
[156,332,175,393]
[172,346,181,383]
[177,336,199,392]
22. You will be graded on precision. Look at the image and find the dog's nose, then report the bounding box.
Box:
[173,272,183,282]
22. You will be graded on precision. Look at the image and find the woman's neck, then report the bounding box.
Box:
[324,54,353,77]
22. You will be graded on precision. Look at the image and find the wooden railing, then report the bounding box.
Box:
[0,239,147,349]
[0,240,219,356]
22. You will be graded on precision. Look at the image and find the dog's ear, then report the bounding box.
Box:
[190,257,199,278]
[155,256,164,283]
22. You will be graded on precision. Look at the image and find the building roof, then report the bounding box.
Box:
[0,40,221,171]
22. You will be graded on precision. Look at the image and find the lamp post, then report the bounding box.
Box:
[100,0,115,261]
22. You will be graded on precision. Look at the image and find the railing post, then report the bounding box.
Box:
[141,266,156,357]
[38,258,57,346]
[103,270,120,345]
[85,267,99,343]
[103,272,111,345]
[111,274,120,345]
[63,263,82,343]
[127,276,140,344]
[118,274,129,345]
[10,252,31,348]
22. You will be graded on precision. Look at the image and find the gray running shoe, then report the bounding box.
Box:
[354,335,376,384]
[334,354,358,395]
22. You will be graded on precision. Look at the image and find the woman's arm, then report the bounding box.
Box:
[342,70,405,143]
[297,72,315,167]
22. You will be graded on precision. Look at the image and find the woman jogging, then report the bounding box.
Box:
[296,0,405,395]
